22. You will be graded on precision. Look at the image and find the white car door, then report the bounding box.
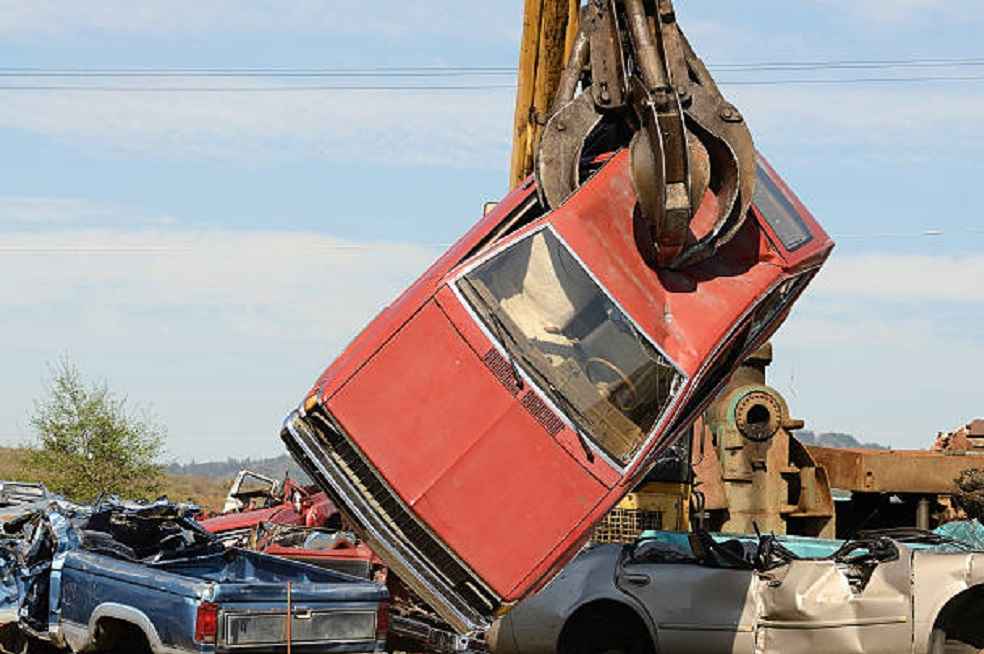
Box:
[617,560,758,654]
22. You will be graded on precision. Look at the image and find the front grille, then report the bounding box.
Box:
[592,508,663,544]
[303,408,498,618]
[521,392,564,436]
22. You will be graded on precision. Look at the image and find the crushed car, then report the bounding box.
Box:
[200,471,336,547]
[0,498,388,654]
[253,523,385,583]
[490,527,984,654]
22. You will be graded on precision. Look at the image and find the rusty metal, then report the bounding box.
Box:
[549,28,589,116]
[696,344,836,538]
[584,0,627,109]
[537,93,605,209]
[807,447,982,496]
[534,0,756,269]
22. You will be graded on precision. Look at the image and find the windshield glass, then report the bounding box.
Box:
[458,229,682,465]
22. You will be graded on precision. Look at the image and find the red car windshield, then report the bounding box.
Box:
[457,228,684,466]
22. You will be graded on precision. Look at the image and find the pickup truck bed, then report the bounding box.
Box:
[0,500,388,654]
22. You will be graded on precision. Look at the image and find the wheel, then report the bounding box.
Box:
[559,609,653,654]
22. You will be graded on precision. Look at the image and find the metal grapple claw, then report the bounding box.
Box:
[534,0,756,269]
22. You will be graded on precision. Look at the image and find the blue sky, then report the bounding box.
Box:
[1,1,982,461]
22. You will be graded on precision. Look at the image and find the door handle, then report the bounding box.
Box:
[622,573,651,587]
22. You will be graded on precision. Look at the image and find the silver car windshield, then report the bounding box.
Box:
[458,229,682,465]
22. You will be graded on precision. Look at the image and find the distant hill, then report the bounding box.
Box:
[166,453,310,484]
[795,430,888,450]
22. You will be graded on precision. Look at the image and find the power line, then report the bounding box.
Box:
[6,57,984,76]
[711,56,984,71]
[3,74,984,92]
[2,230,981,253]
[0,84,518,92]
[723,74,984,86]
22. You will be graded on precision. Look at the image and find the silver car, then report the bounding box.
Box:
[489,531,984,654]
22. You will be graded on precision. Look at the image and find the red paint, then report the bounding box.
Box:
[199,478,336,535]
[299,150,833,617]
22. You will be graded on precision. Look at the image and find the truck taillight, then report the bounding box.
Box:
[195,602,219,643]
[376,601,390,640]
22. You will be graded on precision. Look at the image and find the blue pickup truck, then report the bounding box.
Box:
[0,500,388,654]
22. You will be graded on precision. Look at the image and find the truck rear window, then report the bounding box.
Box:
[457,229,683,466]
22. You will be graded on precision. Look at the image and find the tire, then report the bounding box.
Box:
[93,620,152,654]
[560,609,653,654]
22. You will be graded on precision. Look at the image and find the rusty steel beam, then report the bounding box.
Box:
[807,446,984,495]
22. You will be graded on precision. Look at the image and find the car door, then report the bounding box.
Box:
[617,556,758,654]
[756,549,913,654]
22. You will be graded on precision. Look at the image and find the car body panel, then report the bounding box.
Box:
[493,534,984,654]
[283,149,834,633]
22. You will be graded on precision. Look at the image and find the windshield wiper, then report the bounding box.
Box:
[461,278,596,463]
[543,383,597,463]
[510,353,596,464]
[486,311,525,393]
[461,278,524,392]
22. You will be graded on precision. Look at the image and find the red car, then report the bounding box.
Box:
[282,150,833,636]
[199,471,336,545]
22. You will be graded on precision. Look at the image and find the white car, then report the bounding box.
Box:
[489,530,984,654]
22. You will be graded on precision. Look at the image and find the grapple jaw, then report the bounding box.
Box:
[535,0,756,269]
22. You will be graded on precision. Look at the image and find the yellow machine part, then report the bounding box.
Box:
[594,482,691,544]
[618,482,691,532]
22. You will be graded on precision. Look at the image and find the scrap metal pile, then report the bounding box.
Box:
[0,497,217,651]
[0,491,389,654]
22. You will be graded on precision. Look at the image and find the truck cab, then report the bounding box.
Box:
[282,149,833,636]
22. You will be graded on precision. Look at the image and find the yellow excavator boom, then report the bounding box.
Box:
[509,0,580,189]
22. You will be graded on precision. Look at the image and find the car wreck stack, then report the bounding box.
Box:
[0,495,388,653]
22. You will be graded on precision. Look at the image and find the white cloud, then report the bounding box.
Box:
[814,0,981,23]
[0,197,176,229]
[0,1,519,42]
[0,226,441,460]
[767,249,984,450]
[0,228,438,334]
[2,77,979,169]
[728,85,984,152]
[810,252,984,303]
[0,84,514,168]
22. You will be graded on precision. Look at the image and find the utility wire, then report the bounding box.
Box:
[5,57,984,91]
[6,57,984,76]
[0,84,518,92]
[2,230,979,254]
[3,75,984,91]
[723,74,984,86]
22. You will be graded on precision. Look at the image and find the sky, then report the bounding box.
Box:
[1,1,982,462]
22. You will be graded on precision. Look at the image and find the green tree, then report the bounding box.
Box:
[27,358,165,503]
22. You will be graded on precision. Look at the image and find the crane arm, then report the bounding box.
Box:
[511,0,757,270]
